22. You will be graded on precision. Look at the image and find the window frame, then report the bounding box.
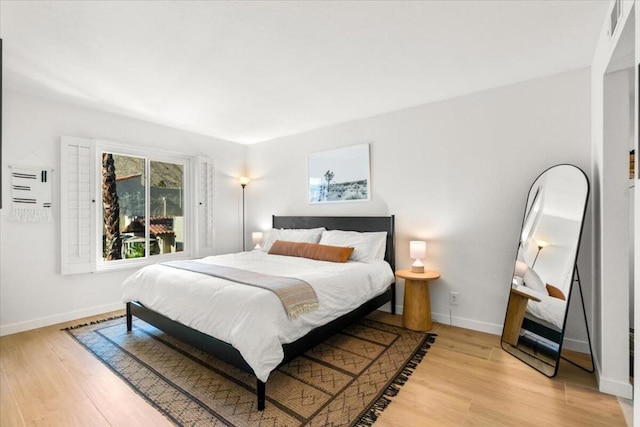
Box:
[95,141,193,272]
[61,136,214,275]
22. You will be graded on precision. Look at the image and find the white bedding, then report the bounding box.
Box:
[122,250,394,382]
[527,296,565,331]
[514,285,566,331]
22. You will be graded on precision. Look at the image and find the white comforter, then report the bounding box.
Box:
[122,251,394,381]
[514,285,566,330]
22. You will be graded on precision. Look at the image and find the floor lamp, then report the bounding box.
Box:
[239,176,250,251]
[531,240,548,268]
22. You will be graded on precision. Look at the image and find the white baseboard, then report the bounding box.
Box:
[432,311,503,336]
[589,334,632,399]
[0,302,125,337]
[561,336,591,354]
[576,347,632,399]
[431,311,593,356]
[598,374,633,399]
[391,306,505,336]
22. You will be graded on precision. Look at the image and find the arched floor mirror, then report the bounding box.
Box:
[501,164,594,377]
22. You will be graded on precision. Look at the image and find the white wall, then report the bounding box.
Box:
[246,69,593,342]
[635,2,640,421]
[591,0,635,400]
[0,88,246,335]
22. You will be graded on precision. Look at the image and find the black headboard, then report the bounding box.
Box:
[272,215,395,271]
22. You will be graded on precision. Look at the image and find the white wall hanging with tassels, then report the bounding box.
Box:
[9,151,55,222]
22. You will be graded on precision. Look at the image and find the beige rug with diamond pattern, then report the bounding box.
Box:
[66,315,435,426]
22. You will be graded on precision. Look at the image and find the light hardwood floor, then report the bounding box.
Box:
[0,310,628,426]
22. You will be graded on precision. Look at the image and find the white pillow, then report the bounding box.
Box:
[362,231,387,260]
[523,267,548,295]
[319,230,372,262]
[261,227,325,252]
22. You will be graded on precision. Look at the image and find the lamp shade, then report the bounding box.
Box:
[239,176,250,187]
[252,232,263,245]
[409,241,426,260]
[252,231,263,250]
[409,241,426,273]
[514,260,528,278]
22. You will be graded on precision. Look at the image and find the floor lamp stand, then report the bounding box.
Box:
[241,183,246,251]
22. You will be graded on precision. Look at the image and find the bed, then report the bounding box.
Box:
[124,215,396,410]
[511,262,568,344]
[510,285,566,333]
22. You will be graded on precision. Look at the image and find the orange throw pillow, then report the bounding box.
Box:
[546,284,566,300]
[268,240,354,263]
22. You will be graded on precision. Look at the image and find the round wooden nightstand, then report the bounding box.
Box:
[396,269,441,331]
[502,287,541,346]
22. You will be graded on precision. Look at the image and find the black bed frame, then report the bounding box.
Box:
[126,215,396,410]
[521,316,562,344]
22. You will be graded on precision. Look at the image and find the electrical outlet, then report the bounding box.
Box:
[450,291,459,305]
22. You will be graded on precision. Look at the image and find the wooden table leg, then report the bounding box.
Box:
[503,292,529,346]
[403,279,432,331]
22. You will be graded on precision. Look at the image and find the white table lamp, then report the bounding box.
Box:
[410,241,426,273]
[252,231,263,250]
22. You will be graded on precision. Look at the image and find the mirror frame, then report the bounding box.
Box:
[501,164,590,377]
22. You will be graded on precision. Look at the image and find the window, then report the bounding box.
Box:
[100,152,186,264]
[61,137,213,274]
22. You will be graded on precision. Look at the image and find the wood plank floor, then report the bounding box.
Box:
[0,310,628,426]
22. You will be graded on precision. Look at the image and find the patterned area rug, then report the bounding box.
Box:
[66,316,435,426]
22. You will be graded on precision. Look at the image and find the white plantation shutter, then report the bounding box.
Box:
[60,136,96,274]
[60,136,209,273]
[195,157,214,256]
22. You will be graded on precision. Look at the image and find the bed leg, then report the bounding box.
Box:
[126,302,132,332]
[257,379,265,411]
[391,283,397,315]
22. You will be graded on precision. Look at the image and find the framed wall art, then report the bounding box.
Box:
[308,143,370,204]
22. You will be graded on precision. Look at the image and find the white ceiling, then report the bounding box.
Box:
[1,1,609,144]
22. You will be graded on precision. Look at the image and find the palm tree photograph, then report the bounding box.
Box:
[308,143,370,203]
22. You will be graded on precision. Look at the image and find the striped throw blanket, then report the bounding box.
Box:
[11,167,53,222]
[162,260,319,319]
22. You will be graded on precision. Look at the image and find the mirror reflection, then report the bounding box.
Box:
[501,164,589,376]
